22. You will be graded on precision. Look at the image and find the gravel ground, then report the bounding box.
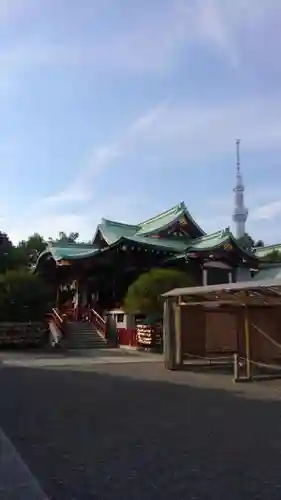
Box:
[1,358,281,499]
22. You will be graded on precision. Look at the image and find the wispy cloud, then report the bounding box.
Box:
[178,0,281,67]
[42,102,167,210]
[1,0,280,76]
[7,214,91,244]
[2,0,281,245]
[252,201,281,221]
[5,102,168,242]
[31,93,281,218]
[0,0,30,22]
[93,96,281,164]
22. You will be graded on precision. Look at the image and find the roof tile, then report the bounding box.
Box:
[254,243,281,258]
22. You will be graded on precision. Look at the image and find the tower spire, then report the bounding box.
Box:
[232,139,248,239]
[236,138,240,174]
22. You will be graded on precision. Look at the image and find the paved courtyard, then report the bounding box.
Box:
[1,351,281,499]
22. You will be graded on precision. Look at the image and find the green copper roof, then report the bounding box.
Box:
[35,224,259,271]
[128,235,188,252]
[254,243,281,259]
[43,243,100,262]
[188,228,258,260]
[35,236,185,270]
[93,201,204,248]
[188,228,232,250]
[35,202,261,271]
[166,228,259,264]
[98,219,138,245]
[137,202,205,236]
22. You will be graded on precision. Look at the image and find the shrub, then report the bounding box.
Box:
[124,268,193,315]
[0,270,50,321]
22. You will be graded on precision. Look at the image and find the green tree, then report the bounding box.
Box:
[0,270,50,321]
[254,239,265,248]
[49,231,79,244]
[19,233,47,254]
[237,232,255,251]
[261,250,281,263]
[0,232,14,273]
[124,268,194,315]
[14,233,47,268]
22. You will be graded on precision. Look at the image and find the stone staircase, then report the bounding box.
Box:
[66,321,108,349]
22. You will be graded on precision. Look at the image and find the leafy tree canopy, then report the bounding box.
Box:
[0,232,13,273]
[0,229,79,321]
[18,233,47,254]
[0,270,51,321]
[0,229,80,272]
[15,233,47,267]
[261,250,281,263]
[124,268,194,315]
[237,233,255,251]
[49,231,79,244]
[237,233,265,251]
[255,239,265,248]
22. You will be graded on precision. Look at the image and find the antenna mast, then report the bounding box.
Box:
[232,138,248,239]
[236,139,240,174]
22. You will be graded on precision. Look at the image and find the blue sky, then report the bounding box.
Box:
[1,0,281,244]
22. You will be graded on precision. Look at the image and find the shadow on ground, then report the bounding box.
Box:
[0,361,281,499]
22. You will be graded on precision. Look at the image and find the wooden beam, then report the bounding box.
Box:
[179,300,241,307]
[179,299,281,307]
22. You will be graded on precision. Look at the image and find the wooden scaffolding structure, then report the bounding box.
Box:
[162,278,281,381]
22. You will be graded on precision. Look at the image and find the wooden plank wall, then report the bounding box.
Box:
[180,304,281,364]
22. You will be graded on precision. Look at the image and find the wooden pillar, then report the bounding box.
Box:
[56,286,60,309]
[233,353,239,382]
[112,277,115,301]
[203,268,208,286]
[81,283,87,309]
[74,280,79,320]
[105,314,117,344]
[244,307,252,380]
[175,305,183,368]
[163,299,176,370]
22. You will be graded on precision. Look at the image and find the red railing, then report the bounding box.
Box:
[48,308,67,346]
[59,306,76,321]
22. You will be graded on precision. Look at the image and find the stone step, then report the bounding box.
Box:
[67,344,106,349]
[69,331,103,336]
[70,343,106,346]
[67,334,107,349]
[69,333,106,340]
[67,341,106,347]
[65,321,108,349]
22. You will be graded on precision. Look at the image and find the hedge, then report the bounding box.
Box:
[0,270,51,321]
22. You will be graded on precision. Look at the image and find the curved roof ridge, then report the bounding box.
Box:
[101,218,139,229]
[193,228,228,242]
[254,242,281,258]
[139,202,185,226]
[48,242,96,248]
[255,242,281,251]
